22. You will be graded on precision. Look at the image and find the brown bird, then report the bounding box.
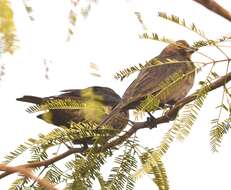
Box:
[98,40,197,128]
[16,86,129,145]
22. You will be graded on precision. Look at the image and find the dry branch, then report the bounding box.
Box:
[193,0,231,21]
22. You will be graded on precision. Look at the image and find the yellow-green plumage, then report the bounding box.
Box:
[17,86,129,145]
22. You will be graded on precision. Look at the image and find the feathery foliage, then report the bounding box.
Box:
[114,56,195,81]
[67,0,97,41]
[210,117,231,152]
[134,12,147,30]
[41,164,68,184]
[134,76,213,186]
[65,150,111,189]
[67,8,77,41]
[3,138,36,164]
[192,40,216,49]
[30,145,48,162]
[210,85,231,152]
[158,12,206,38]
[3,4,231,189]
[136,94,160,113]
[173,87,208,141]
[105,140,137,190]
[157,78,211,156]
[140,31,230,50]
[135,149,169,190]
[157,12,231,54]
[114,63,145,81]
[150,158,168,190]
[157,12,231,55]
[137,12,231,51]
[139,32,174,44]
[26,99,86,113]
[9,177,30,190]
[4,121,116,189]
[22,0,34,21]
[36,121,119,148]
[0,0,17,53]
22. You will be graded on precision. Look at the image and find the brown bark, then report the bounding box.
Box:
[193,0,231,21]
[0,164,58,190]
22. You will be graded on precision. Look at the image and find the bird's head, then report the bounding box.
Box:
[162,40,198,59]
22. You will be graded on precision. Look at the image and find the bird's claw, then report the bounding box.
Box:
[146,112,157,129]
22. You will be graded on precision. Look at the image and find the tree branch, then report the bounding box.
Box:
[0,147,85,179]
[1,71,231,180]
[0,164,58,190]
[193,0,231,21]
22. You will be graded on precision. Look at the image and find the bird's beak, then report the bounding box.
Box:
[186,47,198,54]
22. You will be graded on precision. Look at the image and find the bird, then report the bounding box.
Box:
[16,86,129,145]
[98,40,197,128]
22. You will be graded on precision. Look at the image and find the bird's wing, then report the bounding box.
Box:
[98,62,188,128]
[58,89,82,98]
[58,86,121,106]
[121,62,189,109]
[60,86,118,97]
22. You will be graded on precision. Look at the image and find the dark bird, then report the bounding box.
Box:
[17,86,129,145]
[98,40,197,128]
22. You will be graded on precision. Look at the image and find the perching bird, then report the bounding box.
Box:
[16,86,129,145]
[98,40,197,128]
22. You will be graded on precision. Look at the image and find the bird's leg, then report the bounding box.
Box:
[146,112,157,129]
[82,143,88,150]
[78,143,89,156]
[165,100,176,109]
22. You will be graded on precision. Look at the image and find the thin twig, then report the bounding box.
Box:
[30,166,47,188]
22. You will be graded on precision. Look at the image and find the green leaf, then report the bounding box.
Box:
[135,150,169,190]
[106,141,137,190]
[210,118,231,152]
[158,12,206,38]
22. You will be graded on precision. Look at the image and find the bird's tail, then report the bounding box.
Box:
[16,95,43,104]
[97,102,123,129]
